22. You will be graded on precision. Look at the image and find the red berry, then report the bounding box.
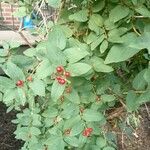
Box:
[56,76,62,81]
[82,130,90,137]
[16,80,24,87]
[27,76,32,82]
[87,128,93,132]
[56,66,64,73]
[82,128,93,137]
[56,77,66,85]
[59,79,66,85]
[64,71,71,78]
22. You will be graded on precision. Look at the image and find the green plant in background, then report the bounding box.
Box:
[0,0,150,150]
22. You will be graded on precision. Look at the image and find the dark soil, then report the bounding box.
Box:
[0,103,22,150]
[117,104,150,150]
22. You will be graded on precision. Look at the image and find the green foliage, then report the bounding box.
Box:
[0,0,150,150]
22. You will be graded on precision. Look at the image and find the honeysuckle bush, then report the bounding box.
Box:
[0,0,150,150]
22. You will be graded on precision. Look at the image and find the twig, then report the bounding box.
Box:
[107,106,124,120]
[132,17,141,36]
[134,15,147,18]
[108,88,127,108]
[37,0,49,34]
[121,131,125,149]
[132,24,141,36]
[55,0,66,23]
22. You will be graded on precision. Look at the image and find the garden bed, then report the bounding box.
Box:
[0,102,149,150]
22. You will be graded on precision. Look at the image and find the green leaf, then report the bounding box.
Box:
[3,89,16,104]
[144,68,150,83]
[82,109,105,122]
[61,103,79,119]
[109,5,129,23]
[132,69,147,90]
[48,26,67,50]
[100,40,108,53]
[64,47,89,63]
[103,146,115,150]
[0,76,15,90]
[105,33,140,64]
[42,107,58,118]
[29,79,45,96]
[51,80,66,102]
[88,14,103,34]
[96,137,107,148]
[14,127,29,141]
[69,10,88,22]
[45,136,64,150]
[135,5,150,18]
[46,45,66,66]
[91,56,114,73]
[65,89,80,104]
[64,136,79,147]
[16,88,26,106]
[86,32,98,44]
[11,55,34,68]
[101,94,116,102]
[137,90,150,104]
[30,127,41,136]
[9,41,21,49]
[48,0,61,8]
[63,115,81,129]
[126,91,139,112]
[91,34,105,51]
[3,62,25,81]
[105,45,140,64]
[0,49,8,56]
[93,0,105,13]
[129,32,150,51]
[23,48,36,57]
[35,59,53,79]
[70,121,84,136]
[67,63,92,76]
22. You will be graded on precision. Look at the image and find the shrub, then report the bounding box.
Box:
[0,0,150,150]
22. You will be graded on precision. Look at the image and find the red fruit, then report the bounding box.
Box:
[16,80,24,87]
[56,76,62,81]
[82,128,93,137]
[56,77,66,85]
[82,130,90,137]
[56,66,64,73]
[64,71,71,78]
[59,78,66,85]
[27,76,32,82]
[87,128,93,132]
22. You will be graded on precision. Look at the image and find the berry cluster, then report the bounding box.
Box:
[16,76,33,88]
[82,128,93,137]
[56,66,71,85]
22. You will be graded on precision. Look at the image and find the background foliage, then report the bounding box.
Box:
[0,0,150,150]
